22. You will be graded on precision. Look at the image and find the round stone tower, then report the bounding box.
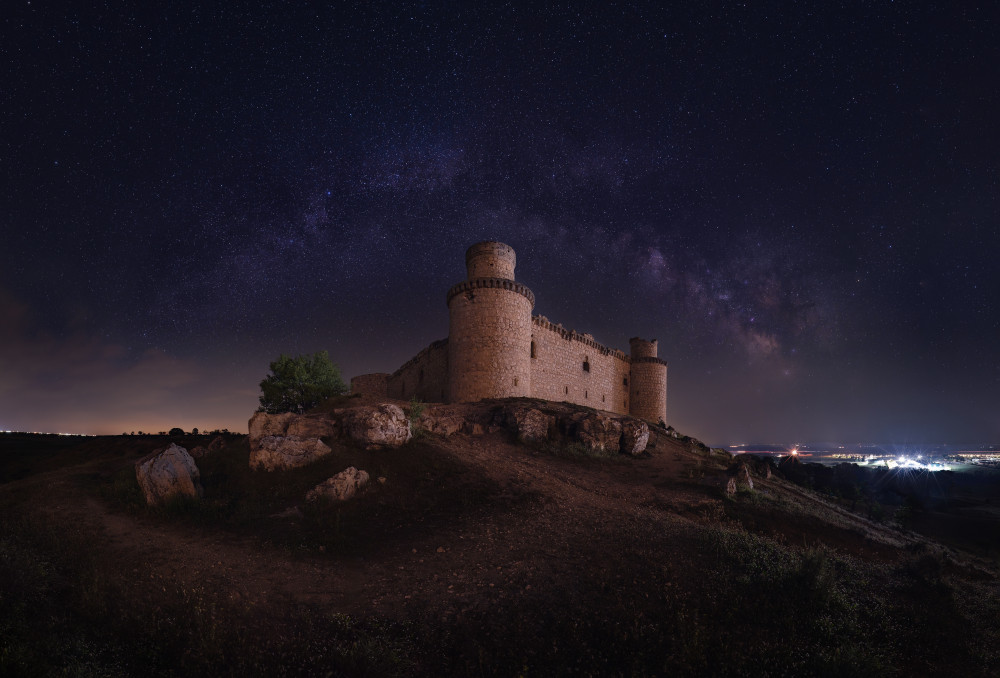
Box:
[628,337,668,424]
[446,242,534,403]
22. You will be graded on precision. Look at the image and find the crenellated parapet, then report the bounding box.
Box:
[532,315,629,362]
[446,278,535,308]
[631,355,668,366]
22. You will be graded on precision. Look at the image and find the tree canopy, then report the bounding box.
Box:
[258,351,348,414]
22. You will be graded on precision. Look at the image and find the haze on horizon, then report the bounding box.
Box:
[2,4,997,444]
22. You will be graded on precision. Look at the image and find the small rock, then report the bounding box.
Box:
[728,460,754,492]
[188,445,209,459]
[306,467,370,502]
[462,421,485,436]
[419,413,465,436]
[250,435,332,472]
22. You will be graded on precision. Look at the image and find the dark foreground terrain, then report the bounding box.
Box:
[2,409,999,677]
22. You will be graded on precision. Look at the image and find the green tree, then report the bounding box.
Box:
[258,351,347,414]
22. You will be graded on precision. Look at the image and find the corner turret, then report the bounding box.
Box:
[628,337,668,424]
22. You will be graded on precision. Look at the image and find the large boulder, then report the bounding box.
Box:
[341,404,412,449]
[135,443,203,505]
[572,412,623,454]
[619,419,649,456]
[250,435,332,472]
[306,467,370,502]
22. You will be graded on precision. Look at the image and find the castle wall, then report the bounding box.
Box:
[529,316,631,414]
[387,339,449,402]
[350,372,389,399]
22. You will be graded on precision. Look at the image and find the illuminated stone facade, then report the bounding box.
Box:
[350,241,668,424]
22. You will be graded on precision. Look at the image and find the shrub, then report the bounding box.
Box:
[258,351,348,414]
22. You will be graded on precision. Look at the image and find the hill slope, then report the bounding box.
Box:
[1,407,998,676]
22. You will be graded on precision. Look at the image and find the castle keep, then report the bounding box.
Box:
[351,242,668,423]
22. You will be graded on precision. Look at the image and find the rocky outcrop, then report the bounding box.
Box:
[418,412,466,437]
[619,419,650,456]
[570,412,623,455]
[248,411,338,471]
[306,467,370,502]
[287,415,340,440]
[135,443,203,505]
[248,411,297,448]
[250,436,332,472]
[508,407,554,443]
[341,404,412,449]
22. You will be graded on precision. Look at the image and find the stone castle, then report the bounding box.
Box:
[350,241,668,423]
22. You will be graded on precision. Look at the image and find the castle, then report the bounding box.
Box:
[350,242,668,423]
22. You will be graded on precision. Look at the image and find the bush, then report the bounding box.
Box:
[258,351,348,414]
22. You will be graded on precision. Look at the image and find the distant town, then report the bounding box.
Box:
[727,442,1000,472]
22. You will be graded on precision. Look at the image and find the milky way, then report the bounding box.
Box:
[2,3,997,442]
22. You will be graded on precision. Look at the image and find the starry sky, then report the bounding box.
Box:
[2,2,997,444]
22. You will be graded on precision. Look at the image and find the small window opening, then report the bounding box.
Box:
[583,359,590,372]
[585,390,588,399]
[530,341,536,358]
[623,377,629,387]
[513,377,518,387]
[602,395,605,403]
[564,386,569,395]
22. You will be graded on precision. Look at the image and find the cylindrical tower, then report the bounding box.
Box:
[447,242,534,402]
[628,337,668,424]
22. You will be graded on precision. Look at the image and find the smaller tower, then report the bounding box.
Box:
[628,337,668,424]
[465,241,517,280]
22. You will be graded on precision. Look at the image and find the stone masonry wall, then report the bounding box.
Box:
[350,372,389,399]
[388,339,449,402]
[529,316,631,415]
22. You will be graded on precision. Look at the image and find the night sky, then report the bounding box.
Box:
[2,2,998,444]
